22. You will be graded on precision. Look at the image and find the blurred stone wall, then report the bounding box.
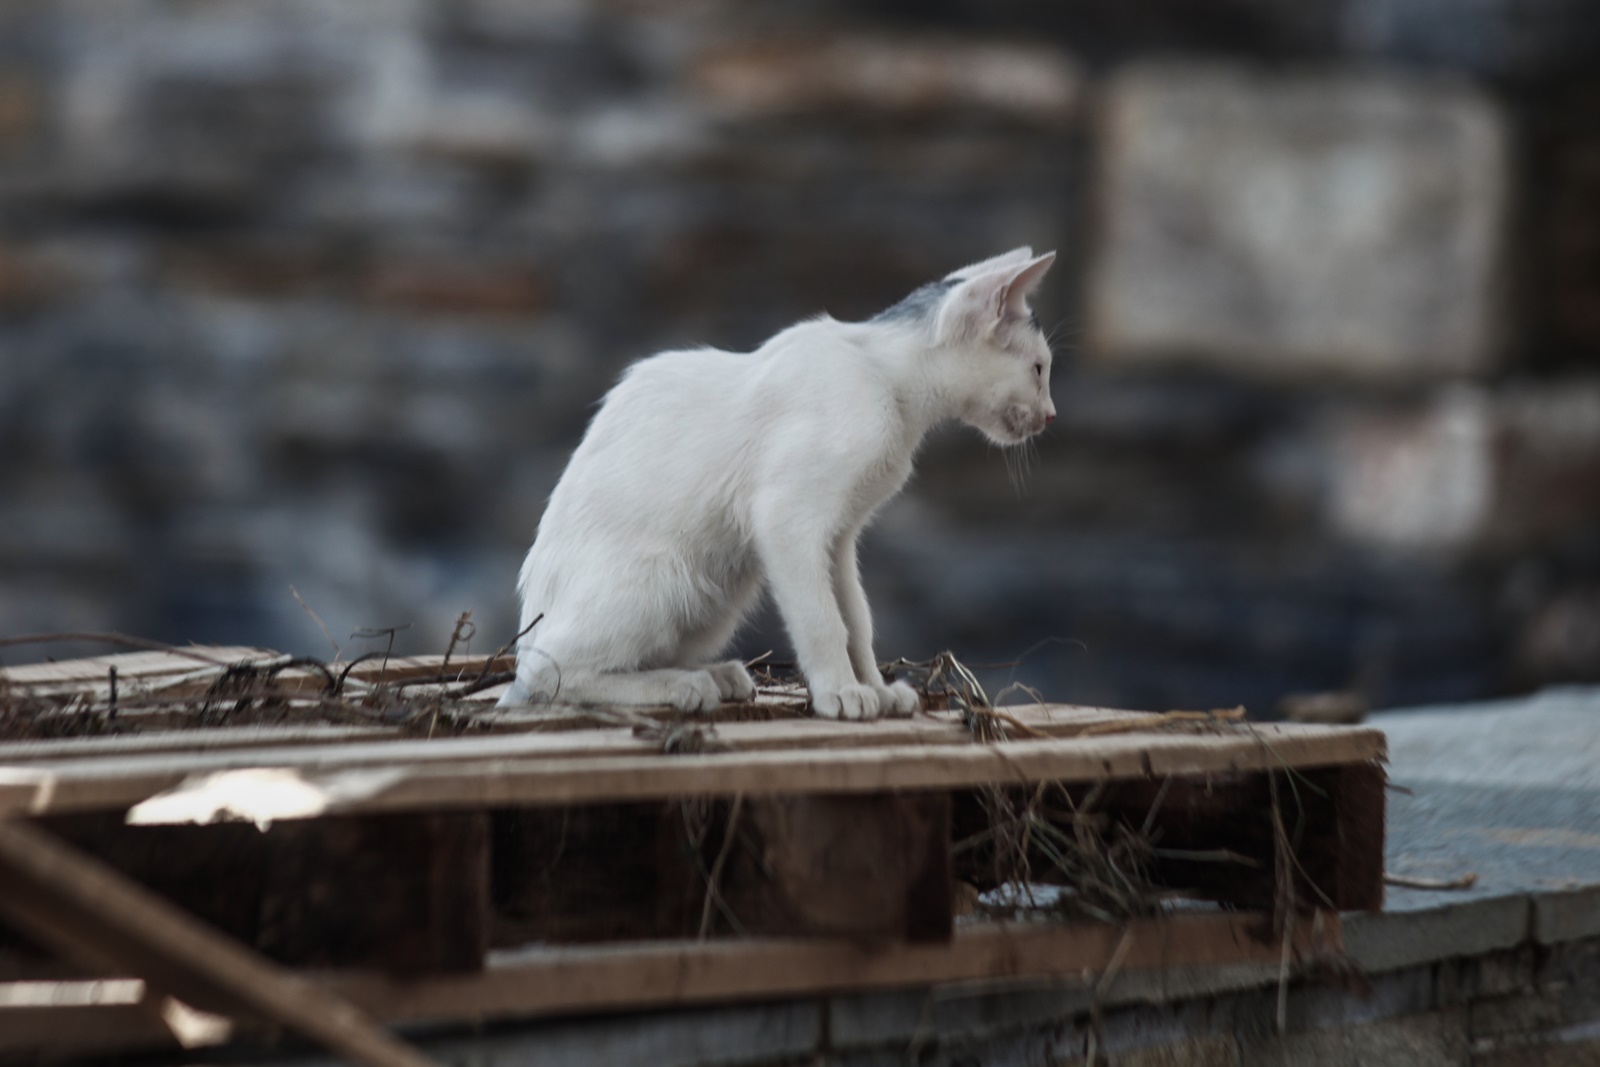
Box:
[0,0,1596,713]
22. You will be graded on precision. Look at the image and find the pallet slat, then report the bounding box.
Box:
[328,910,1342,1026]
[0,647,277,690]
[0,718,1385,820]
[0,819,438,1067]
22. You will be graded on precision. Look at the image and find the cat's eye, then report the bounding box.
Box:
[1033,362,1044,379]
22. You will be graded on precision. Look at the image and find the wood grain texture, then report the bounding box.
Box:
[0,722,1386,819]
[0,818,438,1067]
[326,910,1343,1025]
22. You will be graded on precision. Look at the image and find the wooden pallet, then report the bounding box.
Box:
[0,647,1386,1065]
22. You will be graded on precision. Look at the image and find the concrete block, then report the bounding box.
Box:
[1516,589,1600,687]
[1471,993,1567,1040]
[1533,887,1600,945]
[1467,947,1539,1000]
[1110,1035,1241,1067]
[322,999,821,1067]
[1323,382,1600,553]
[1287,964,1438,1033]
[1323,386,1493,552]
[827,964,1285,1050]
[1091,64,1507,382]
[827,980,1095,1050]
[0,76,35,146]
[1238,1008,1469,1066]
[1470,1032,1600,1067]
[1342,0,1600,79]
[1343,895,1530,974]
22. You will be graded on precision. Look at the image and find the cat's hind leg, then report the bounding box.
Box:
[670,567,761,703]
[498,655,724,713]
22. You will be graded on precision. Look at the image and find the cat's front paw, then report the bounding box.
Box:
[707,660,757,702]
[811,683,882,721]
[668,671,723,714]
[875,680,921,717]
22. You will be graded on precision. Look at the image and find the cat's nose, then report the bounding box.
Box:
[1044,410,1056,425]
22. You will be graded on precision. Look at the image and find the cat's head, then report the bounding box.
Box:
[923,247,1057,446]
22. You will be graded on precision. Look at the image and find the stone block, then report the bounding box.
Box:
[1323,382,1600,553]
[1342,0,1600,79]
[1533,888,1600,945]
[1529,82,1600,357]
[360,262,551,319]
[1238,1009,1468,1066]
[1516,589,1600,686]
[307,999,823,1067]
[0,246,66,309]
[1470,1035,1600,1067]
[1468,946,1539,1000]
[1471,993,1567,1040]
[1090,64,1508,382]
[1342,896,1530,975]
[688,34,1080,125]
[827,981,1094,1050]
[0,76,37,146]
[1110,1035,1241,1067]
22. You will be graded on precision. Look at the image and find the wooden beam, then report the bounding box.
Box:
[0,705,1153,766]
[0,725,396,764]
[0,647,274,689]
[0,818,439,1067]
[0,722,1386,819]
[0,1001,184,1060]
[327,910,1342,1026]
[13,810,492,975]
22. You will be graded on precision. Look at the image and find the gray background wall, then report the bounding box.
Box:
[1,0,1597,714]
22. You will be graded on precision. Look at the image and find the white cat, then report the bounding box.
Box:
[499,247,1057,720]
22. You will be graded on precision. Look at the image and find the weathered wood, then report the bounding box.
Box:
[0,999,189,1061]
[720,792,952,942]
[327,910,1343,1026]
[2,811,490,975]
[492,803,676,944]
[1301,760,1387,912]
[0,908,1341,1058]
[953,762,1387,914]
[0,722,1387,819]
[0,647,274,688]
[494,791,952,945]
[0,818,439,1067]
[0,724,396,763]
[0,705,1154,767]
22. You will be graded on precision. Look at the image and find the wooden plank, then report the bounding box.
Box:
[0,909,1340,1060]
[7,811,491,975]
[0,709,1153,807]
[724,792,954,941]
[0,1001,187,1061]
[1303,761,1387,912]
[328,910,1342,1026]
[0,723,1387,819]
[0,818,440,1067]
[0,647,276,688]
[494,792,953,946]
[0,725,396,763]
[952,761,1389,913]
[0,705,1153,765]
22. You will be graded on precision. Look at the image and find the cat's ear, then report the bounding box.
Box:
[935,251,1056,344]
[944,247,1035,282]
